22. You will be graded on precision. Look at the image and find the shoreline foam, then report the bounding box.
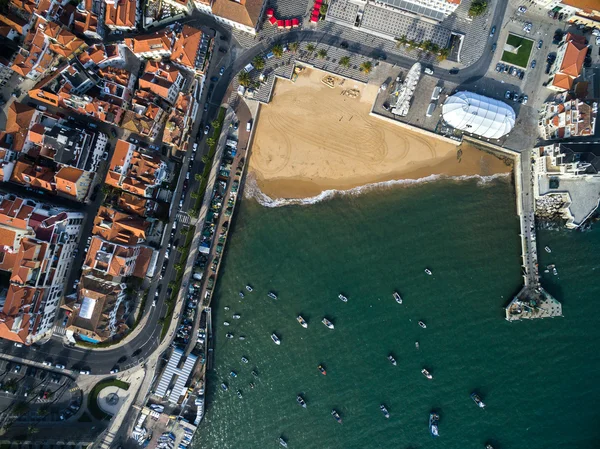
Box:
[245,172,511,208]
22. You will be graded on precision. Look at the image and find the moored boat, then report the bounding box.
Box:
[470,392,486,408]
[224,306,229,310]
[331,409,342,424]
[393,291,402,304]
[230,371,237,378]
[545,246,551,253]
[418,321,427,329]
[225,333,233,339]
[223,321,230,326]
[338,293,348,302]
[249,382,255,389]
[239,336,246,341]
[239,292,245,298]
[485,444,494,449]
[422,368,433,380]
[318,365,327,375]
[246,284,253,292]
[322,318,334,329]
[221,383,228,391]
[236,390,243,399]
[425,268,433,275]
[415,341,420,349]
[297,315,308,328]
[251,370,258,377]
[271,333,281,345]
[429,412,439,438]
[297,395,306,408]
[279,437,288,448]
[232,314,241,319]
[268,292,278,300]
[388,354,397,366]
[241,357,248,364]
[380,404,390,418]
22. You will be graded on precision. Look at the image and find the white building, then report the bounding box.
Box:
[442,91,515,139]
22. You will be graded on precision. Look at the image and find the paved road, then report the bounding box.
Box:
[2,4,510,373]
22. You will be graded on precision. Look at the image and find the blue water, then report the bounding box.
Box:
[194,179,600,449]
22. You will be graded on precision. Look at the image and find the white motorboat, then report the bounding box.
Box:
[271,333,281,345]
[322,318,334,329]
[424,268,433,275]
[393,291,402,304]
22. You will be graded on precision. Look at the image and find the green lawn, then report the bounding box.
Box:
[500,34,534,68]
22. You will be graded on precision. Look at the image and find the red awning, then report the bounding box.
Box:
[314,0,322,5]
[285,19,292,28]
[277,19,285,28]
[310,15,318,22]
[269,16,277,25]
[292,18,300,27]
[313,6,321,14]
[266,8,274,17]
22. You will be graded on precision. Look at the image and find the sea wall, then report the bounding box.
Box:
[369,111,460,146]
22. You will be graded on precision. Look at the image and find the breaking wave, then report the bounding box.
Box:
[245,172,511,208]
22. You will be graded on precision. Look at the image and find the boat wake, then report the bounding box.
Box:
[245,173,510,208]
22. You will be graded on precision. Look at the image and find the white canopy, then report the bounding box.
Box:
[442,91,515,139]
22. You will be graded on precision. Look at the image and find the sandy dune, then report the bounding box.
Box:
[249,68,512,199]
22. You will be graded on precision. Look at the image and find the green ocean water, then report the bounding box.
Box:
[194,179,600,449]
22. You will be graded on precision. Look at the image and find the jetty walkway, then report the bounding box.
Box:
[505,150,562,321]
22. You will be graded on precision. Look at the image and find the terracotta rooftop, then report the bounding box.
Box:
[211,0,264,29]
[170,25,203,70]
[105,0,137,28]
[559,35,588,78]
[126,30,174,54]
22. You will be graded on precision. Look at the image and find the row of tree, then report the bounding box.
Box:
[394,36,450,61]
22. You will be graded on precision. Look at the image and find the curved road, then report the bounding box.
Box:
[2,1,507,373]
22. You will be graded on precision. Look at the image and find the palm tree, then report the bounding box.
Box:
[289,42,299,52]
[395,35,408,48]
[306,43,316,53]
[319,2,328,15]
[194,173,203,182]
[469,0,487,17]
[201,154,210,164]
[437,48,450,61]
[430,43,440,54]
[359,61,373,74]
[339,56,351,68]
[272,44,284,58]
[316,48,327,59]
[238,71,251,87]
[421,40,433,53]
[407,39,417,49]
[206,137,216,147]
[253,55,265,70]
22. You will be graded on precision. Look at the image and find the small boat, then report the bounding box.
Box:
[422,368,433,380]
[239,292,245,298]
[393,291,402,304]
[429,412,439,438]
[221,383,228,391]
[297,395,307,408]
[246,284,253,292]
[236,390,243,399]
[279,437,288,448]
[224,306,229,310]
[553,267,558,276]
[388,354,397,366]
[297,315,308,328]
[271,333,281,345]
[415,341,420,349]
[223,321,230,326]
[485,444,494,449]
[251,370,258,377]
[322,318,334,329]
[249,382,255,389]
[338,293,348,302]
[548,264,556,269]
[226,333,234,339]
[418,321,427,329]
[380,404,390,419]
[544,269,549,273]
[241,357,248,364]
[331,409,342,424]
[470,392,486,409]
[318,365,327,375]
[267,292,278,300]
[239,336,246,341]
[545,246,551,253]
[230,371,237,378]
[233,314,241,319]
[425,268,433,275]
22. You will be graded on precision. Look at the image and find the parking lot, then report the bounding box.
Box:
[0,358,81,424]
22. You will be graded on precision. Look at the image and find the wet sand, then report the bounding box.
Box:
[249,68,512,199]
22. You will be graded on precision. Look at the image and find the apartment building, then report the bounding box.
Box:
[0,193,84,344]
[139,61,185,104]
[539,97,598,140]
[104,0,138,30]
[548,32,589,92]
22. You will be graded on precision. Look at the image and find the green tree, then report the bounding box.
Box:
[191,192,199,200]
[211,119,220,129]
[319,2,328,15]
[421,40,433,53]
[252,55,265,70]
[238,71,252,87]
[359,61,373,74]
[194,173,203,182]
[407,39,417,49]
[306,43,316,53]
[168,281,176,290]
[174,264,183,272]
[201,154,210,164]
[206,137,216,148]
[27,426,39,435]
[468,0,487,17]
[12,402,28,416]
[430,43,440,54]
[37,406,49,417]
[272,44,284,58]
[339,56,351,68]
[437,48,450,61]
[289,42,299,53]
[189,208,199,218]
[316,49,327,59]
[395,35,408,48]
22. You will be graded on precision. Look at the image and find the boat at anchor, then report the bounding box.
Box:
[331,409,342,424]
[470,392,486,408]
[338,293,348,302]
[297,315,308,328]
[429,412,439,438]
[271,333,281,345]
[297,395,306,408]
[422,368,433,380]
[425,268,433,275]
[318,365,326,375]
[267,292,278,299]
[322,318,334,329]
[380,404,390,418]
[388,354,397,366]
[393,291,402,304]
[246,284,253,291]
[418,321,427,329]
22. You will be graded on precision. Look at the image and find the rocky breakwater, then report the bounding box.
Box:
[536,194,569,222]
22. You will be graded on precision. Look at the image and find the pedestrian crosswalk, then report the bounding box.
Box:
[177,212,191,225]
[69,387,80,393]
[52,326,66,336]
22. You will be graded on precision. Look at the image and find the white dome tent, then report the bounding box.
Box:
[442,91,516,139]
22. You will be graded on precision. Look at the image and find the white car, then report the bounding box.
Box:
[79,370,90,375]
[517,6,527,13]
[596,36,600,45]
[55,364,66,369]
[43,361,52,367]
[13,342,22,348]
[592,29,600,37]
[424,68,434,75]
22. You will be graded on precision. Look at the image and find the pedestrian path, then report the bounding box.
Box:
[52,326,66,336]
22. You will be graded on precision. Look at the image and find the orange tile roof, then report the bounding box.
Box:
[559,37,588,78]
[211,0,264,29]
[105,0,137,28]
[561,0,600,13]
[5,102,36,152]
[47,26,85,58]
[72,10,98,36]
[0,13,28,34]
[117,192,148,216]
[55,166,84,197]
[170,25,202,70]
[10,0,36,15]
[552,73,574,91]
[92,206,148,245]
[127,30,173,54]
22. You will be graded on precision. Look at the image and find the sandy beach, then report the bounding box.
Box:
[249,68,512,199]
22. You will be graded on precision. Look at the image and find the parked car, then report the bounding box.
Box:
[13,342,22,348]
[512,91,519,102]
[42,361,52,367]
[521,95,528,105]
[489,26,496,38]
[530,60,536,69]
[110,128,117,138]
[79,370,90,375]
[55,364,65,369]
[495,63,502,72]
[505,90,511,99]
[219,66,225,76]
[449,68,459,75]
[538,40,543,49]
[204,125,210,135]
[210,76,219,82]
[110,367,120,374]
[491,43,496,52]
[424,67,434,75]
